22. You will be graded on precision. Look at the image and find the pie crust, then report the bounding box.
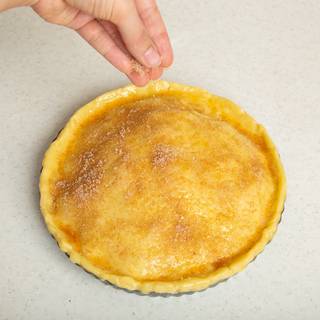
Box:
[40,81,286,293]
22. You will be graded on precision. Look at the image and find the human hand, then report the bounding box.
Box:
[1,0,173,86]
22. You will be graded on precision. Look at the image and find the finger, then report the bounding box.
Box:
[66,0,161,69]
[110,0,162,69]
[76,20,149,86]
[135,0,173,67]
[99,20,152,84]
[99,20,131,55]
[127,72,150,87]
[77,20,130,73]
[101,21,163,82]
[66,11,95,30]
[150,66,163,80]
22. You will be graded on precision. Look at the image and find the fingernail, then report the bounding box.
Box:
[144,47,161,67]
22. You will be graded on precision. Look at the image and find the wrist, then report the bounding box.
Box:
[0,0,38,12]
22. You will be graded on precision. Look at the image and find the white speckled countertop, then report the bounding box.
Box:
[1,1,320,319]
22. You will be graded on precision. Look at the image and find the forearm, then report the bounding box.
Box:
[0,0,37,12]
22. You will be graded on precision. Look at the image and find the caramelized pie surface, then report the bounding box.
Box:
[40,81,286,293]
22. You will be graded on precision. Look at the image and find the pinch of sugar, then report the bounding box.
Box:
[130,59,150,76]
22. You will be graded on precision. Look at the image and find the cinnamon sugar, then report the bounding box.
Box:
[130,59,151,76]
[55,150,104,205]
[131,60,145,75]
[152,144,177,168]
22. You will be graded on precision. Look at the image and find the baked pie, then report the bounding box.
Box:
[40,81,286,293]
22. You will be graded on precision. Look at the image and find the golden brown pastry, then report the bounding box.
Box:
[40,81,286,293]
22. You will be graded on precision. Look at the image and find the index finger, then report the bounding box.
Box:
[135,0,174,67]
[77,20,150,86]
